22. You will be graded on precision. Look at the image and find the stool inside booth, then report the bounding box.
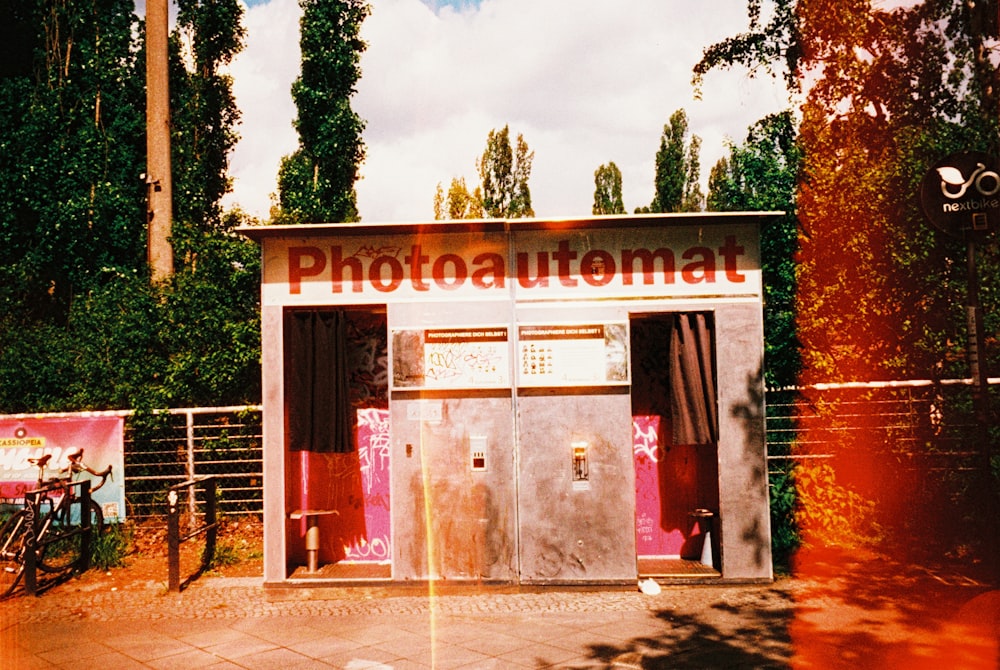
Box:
[290,509,338,573]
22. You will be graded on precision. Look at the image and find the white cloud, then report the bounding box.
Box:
[224,0,787,221]
[222,0,301,218]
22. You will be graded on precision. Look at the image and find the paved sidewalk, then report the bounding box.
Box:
[3,578,795,669]
[1,552,998,670]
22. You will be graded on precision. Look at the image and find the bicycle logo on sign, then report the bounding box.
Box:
[937,162,1000,199]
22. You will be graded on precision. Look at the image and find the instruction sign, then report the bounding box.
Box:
[392,327,510,389]
[518,323,629,387]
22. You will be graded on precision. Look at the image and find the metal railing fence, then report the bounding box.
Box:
[766,378,997,468]
[124,406,262,518]
[765,378,998,555]
[4,379,995,525]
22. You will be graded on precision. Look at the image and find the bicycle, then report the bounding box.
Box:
[0,448,112,597]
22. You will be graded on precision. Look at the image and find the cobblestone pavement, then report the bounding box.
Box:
[1,550,997,669]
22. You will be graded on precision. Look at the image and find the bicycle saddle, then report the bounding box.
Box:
[66,448,84,463]
[27,454,52,467]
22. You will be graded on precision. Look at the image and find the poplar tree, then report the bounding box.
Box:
[644,109,703,213]
[592,162,626,215]
[435,125,534,220]
[0,0,146,317]
[171,0,246,232]
[433,178,485,220]
[707,111,801,388]
[478,125,534,218]
[277,0,370,223]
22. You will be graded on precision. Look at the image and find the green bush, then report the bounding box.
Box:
[768,469,800,570]
[793,462,883,549]
[90,522,134,571]
[0,215,261,413]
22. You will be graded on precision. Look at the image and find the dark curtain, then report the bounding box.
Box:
[285,310,354,452]
[669,312,718,445]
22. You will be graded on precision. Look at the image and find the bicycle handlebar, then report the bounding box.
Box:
[31,453,113,493]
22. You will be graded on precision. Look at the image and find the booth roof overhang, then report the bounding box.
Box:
[236,211,786,242]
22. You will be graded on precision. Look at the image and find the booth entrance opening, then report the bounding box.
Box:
[283,307,391,578]
[631,313,721,577]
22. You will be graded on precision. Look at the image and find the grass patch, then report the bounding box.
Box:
[90,522,134,571]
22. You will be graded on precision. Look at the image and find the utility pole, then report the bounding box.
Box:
[146,0,173,282]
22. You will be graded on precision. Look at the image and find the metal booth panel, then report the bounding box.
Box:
[516,391,637,583]
[390,395,517,581]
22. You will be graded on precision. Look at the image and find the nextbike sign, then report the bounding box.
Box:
[920,151,1000,239]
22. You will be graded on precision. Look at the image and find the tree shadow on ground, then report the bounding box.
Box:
[549,547,996,669]
[592,598,793,668]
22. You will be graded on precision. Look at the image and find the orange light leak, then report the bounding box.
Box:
[788,5,998,666]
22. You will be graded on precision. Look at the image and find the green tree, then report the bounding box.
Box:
[646,109,703,213]
[434,178,484,220]
[276,0,370,224]
[697,0,1000,566]
[436,125,534,220]
[707,111,801,388]
[696,0,998,381]
[681,135,705,212]
[0,0,260,413]
[171,0,246,232]
[478,125,534,218]
[592,162,625,215]
[0,0,146,319]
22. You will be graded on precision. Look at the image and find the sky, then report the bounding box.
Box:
[221,0,791,222]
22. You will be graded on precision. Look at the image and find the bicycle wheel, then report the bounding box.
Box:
[0,510,30,597]
[38,499,103,573]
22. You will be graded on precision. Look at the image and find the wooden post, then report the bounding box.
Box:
[146,0,173,281]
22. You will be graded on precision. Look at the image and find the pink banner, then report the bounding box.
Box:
[0,416,126,520]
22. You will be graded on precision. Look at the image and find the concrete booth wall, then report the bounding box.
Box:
[240,213,777,588]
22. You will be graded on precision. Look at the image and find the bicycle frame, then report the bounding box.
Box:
[21,478,96,594]
[1,452,108,597]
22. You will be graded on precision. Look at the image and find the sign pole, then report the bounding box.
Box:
[920,151,998,586]
[965,238,988,406]
[966,236,998,587]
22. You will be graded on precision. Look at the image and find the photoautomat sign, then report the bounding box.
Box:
[261,224,762,305]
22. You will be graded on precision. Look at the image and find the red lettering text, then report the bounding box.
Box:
[331,246,364,293]
[289,246,326,294]
[472,252,505,289]
[432,253,468,290]
[516,251,550,288]
[681,247,714,283]
[370,256,403,292]
[719,235,745,283]
[405,245,430,291]
[621,248,675,285]
[581,249,615,286]
[553,240,578,287]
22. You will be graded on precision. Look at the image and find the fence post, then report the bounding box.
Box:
[166,477,218,593]
[167,488,180,592]
[203,477,217,570]
[185,409,196,520]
